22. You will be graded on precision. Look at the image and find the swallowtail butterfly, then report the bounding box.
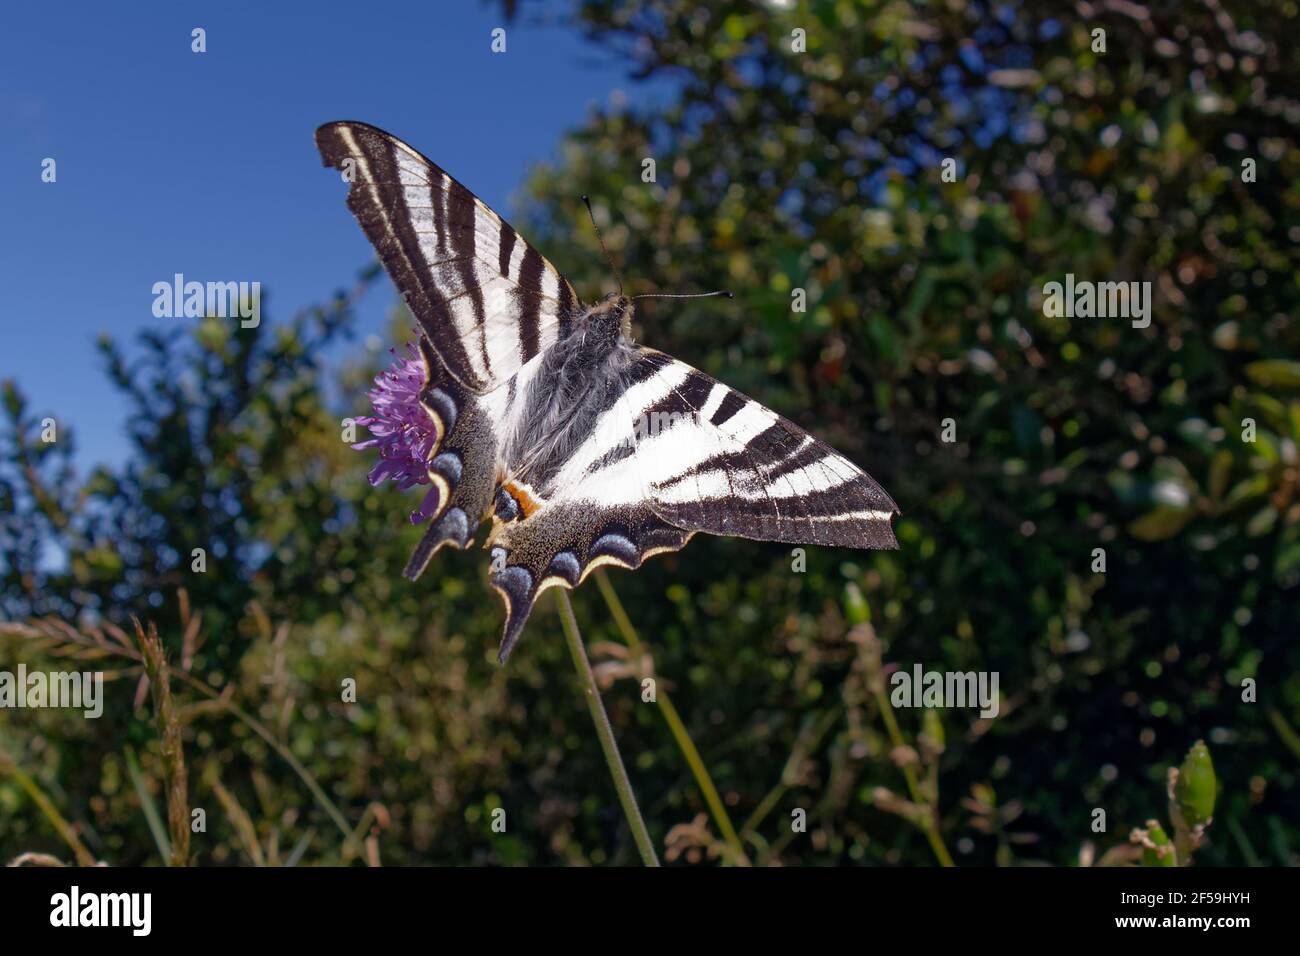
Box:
[317,121,899,662]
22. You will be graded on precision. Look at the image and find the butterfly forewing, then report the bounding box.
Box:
[316,121,581,393]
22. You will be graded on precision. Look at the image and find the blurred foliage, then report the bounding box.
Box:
[1,0,1298,866]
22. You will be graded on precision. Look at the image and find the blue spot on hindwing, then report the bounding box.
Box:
[493,564,533,597]
[494,487,520,521]
[434,507,470,549]
[591,532,639,566]
[430,451,462,484]
[547,551,581,585]
[426,387,458,431]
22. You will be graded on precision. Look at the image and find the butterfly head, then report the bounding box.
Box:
[588,292,634,341]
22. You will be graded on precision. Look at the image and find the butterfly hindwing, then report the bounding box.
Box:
[481,347,898,660]
[487,501,692,663]
[528,347,899,548]
[634,353,900,549]
[316,121,581,394]
[401,339,500,580]
[482,348,694,661]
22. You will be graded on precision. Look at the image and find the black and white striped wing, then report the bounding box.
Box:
[485,349,898,660]
[619,350,899,548]
[316,121,581,393]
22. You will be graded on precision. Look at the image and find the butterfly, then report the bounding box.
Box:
[317,121,899,662]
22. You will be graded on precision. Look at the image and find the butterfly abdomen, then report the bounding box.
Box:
[506,303,638,493]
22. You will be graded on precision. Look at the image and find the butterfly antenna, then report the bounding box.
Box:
[581,195,623,295]
[632,290,734,301]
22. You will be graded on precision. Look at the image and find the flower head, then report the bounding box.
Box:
[353,344,441,524]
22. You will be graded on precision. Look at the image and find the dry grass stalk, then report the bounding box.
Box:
[133,618,191,866]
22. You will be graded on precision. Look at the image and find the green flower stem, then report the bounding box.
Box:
[1267,708,1300,763]
[872,682,955,868]
[593,569,750,866]
[555,588,659,867]
[742,705,843,840]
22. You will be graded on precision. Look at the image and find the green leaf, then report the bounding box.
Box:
[1245,360,1300,389]
[85,545,124,575]
[1252,431,1280,466]
[1246,393,1288,429]
[1128,507,1193,541]
[1208,450,1233,502]
[1274,536,1300,582]
[124,745,171,864]
[1223,473,1270,508]
[899,268,935,332]
[1246,506,1278,537]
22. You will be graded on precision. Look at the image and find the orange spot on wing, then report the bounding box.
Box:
[503,479,541,518]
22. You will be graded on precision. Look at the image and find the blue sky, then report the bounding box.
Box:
[1,1,640,471]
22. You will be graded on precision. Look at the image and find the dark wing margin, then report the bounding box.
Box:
[315,121,581,394]
[487,503,692,663]
[399,338,500,582]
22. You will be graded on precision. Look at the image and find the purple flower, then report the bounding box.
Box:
[353,344,441,524]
